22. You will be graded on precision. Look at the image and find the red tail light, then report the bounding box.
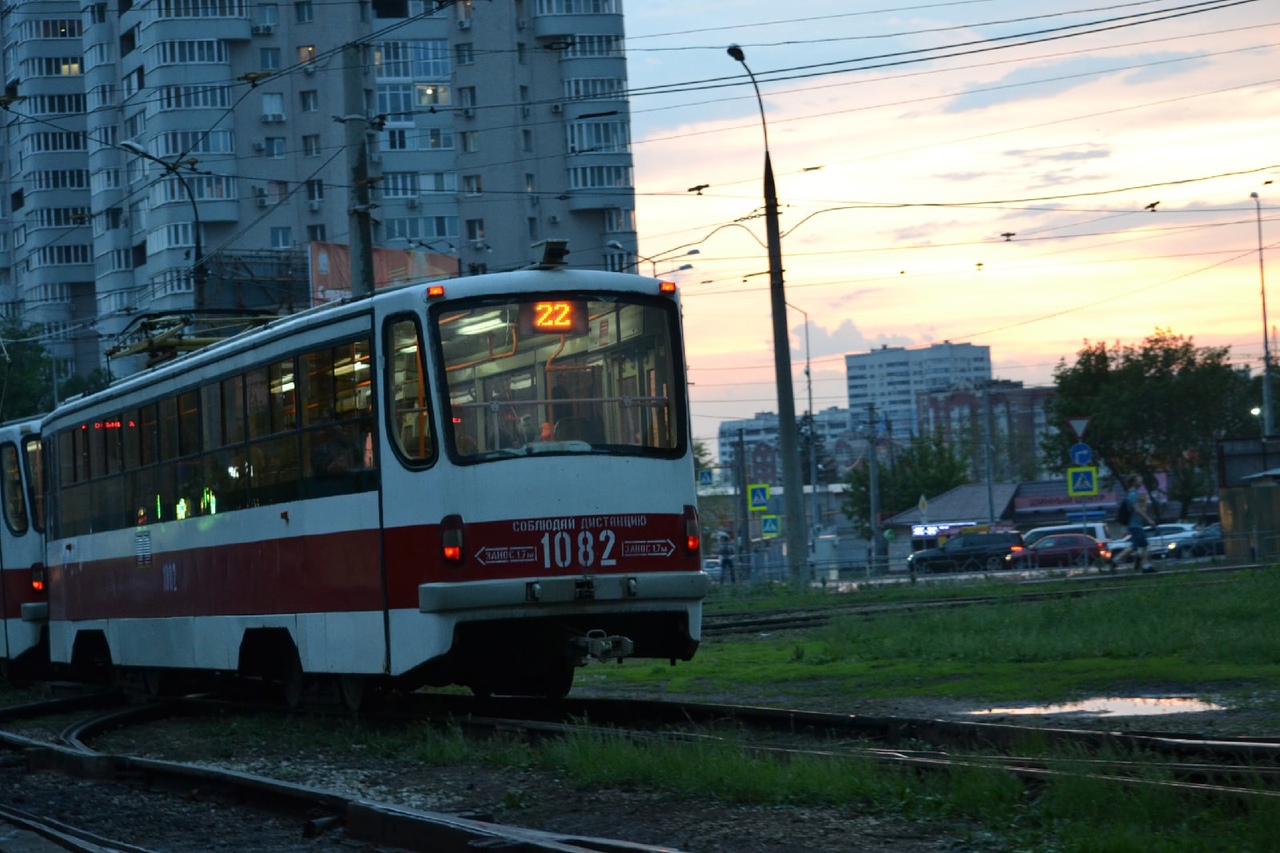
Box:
[683,504,700,555]
[30,563,45,593]
[440,514,465,565]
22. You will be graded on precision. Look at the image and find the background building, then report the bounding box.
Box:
[845,342,992,437]
[1,0,636,379]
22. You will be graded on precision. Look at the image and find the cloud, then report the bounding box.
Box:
[943,54,1207,113]
[791,318,916,361]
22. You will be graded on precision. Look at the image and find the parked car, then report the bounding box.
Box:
[1022,522,1110,548]
[1169,523,1225,559]
[1107,523,1199,565]
[702,557,723,582]
[907,531,1024,574]
[1005,533,1108,569]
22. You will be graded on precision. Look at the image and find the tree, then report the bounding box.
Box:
[0,323,56,420]
[840,429,971,538]
[798,414,839,486]
[1043,329,1254,518]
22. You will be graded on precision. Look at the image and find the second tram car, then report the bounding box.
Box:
[0,419,45,679]
[38,263,706,704]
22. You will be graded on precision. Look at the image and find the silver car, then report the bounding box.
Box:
[1107,523,1199,565]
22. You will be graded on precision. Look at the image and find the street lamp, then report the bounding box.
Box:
[606,241,698,277]
[121,141,206,310]
[786,301,819,559]
[1252,191,1272,438]
[728,43,807,586]
[656,263,694,277]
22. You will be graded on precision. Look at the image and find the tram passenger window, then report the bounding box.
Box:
[0,443,28,535]
[247,360,296,438]
[158,396,179,461]
[386,318,434,464]
[249,434,301,504]
[223,375,246,444]
[138,404,160,466]
[23,437,43,533]
[200,383,224,450]
[177,391,200,457]
[122,408,143,470]
[202,445,248,513]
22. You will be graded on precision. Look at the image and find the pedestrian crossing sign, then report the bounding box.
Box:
[761,515,780,537]
[748,483,770,512]
[698,470,713,486]
[1067,466,1098,497]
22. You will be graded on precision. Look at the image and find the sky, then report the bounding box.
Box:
[615,0,1280,460]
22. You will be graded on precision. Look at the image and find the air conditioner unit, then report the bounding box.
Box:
[456,18,471,29]
[550,103,562,114]
[407,197,419,208]
[261,113,284,123]
[468,239,485,249]
[548,214,560,224]
[303,64,315,75]
[252,23,274,34]
[252,141,266,151]
[461,107,475,118]
[307,199,321,212]
[253,186,267,196]
[256,197,268,207]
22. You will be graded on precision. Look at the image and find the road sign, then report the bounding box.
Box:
[1069,442,1092,466]
[748,483,770,512]
[1067,466,1098,497]
[698,470,713,486]
[1068,417,1090,439]
[761,515,780,537]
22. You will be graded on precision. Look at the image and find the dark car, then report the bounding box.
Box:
[907,531,1024,574]
[1170,523,1225,559]
[1005,533,1107,569]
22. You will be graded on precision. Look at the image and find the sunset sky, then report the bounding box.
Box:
[617,0,1280,458]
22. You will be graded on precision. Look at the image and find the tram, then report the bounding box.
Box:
[38,254,706,704]
[0,419,45,679]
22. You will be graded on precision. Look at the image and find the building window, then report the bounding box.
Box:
[521,129,532,152]
[261,92,284,118]
[300,90,318,112]
[270,226,291,248]
[256,3,278,24]
[307,224,326,242]
[382,172,418,197]
[465,219,484,242]
[457,86,476,107]
[416,84,448,106]
[260,48,281,70]
[456,43,473,65]
[305,179,324,201]
[295,0,313,21]
[265,137,285,158]
[302,134,320,156]
[463,175,481,196]
[460,131,478,153]
[297,45,316,65]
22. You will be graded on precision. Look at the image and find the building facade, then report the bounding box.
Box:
[1,0,637,379]
[717,406,856,485]
[916,379,1056,482]
[845,342,992,437]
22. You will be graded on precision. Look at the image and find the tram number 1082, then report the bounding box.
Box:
[539,529,618,570]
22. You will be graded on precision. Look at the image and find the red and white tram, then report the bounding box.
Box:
[39,261,706,703]
[0,419,45,679]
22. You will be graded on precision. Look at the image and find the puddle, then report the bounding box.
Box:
[969,696,1225,717]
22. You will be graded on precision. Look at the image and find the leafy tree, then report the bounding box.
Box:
[1043,329,1254,517]
[0,324,56,420]
[840,429,971,538]
[57,368,111,402]
[693,439,713,476]
[798,415,839,486]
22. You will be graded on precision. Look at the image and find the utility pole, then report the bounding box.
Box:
[983,383,995,526]
[345,43,375,299]
[736,429,751,581]
[867,403,883,572]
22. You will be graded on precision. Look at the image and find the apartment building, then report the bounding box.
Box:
[845,342,992,438]
[0,0,637,379]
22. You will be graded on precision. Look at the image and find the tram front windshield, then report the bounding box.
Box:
[435,294,684,459]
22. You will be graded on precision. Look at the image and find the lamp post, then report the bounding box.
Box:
[1253,191,1273,438]
[606,241,698,277]
[786,301,820,559]
[728,44,807,586]
[122,141,206,310]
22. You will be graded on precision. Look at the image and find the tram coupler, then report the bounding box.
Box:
[573,629,634,664]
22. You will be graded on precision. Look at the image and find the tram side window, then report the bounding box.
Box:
[387,317,434,463]
[23,436,43,533]
[247,360,302,504]
[57,429,91,537]
[1,442,28,535]
[300,338,378,496]
[200,376,249,512]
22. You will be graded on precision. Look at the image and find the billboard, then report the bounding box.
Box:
[308,241,459,305]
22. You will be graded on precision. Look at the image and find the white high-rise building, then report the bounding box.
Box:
[845,342,992,437]
[1,0,637,379]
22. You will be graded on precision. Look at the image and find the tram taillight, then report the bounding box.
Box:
[440,514,465,565]
[683,504,700,555]
[30,563,45,593]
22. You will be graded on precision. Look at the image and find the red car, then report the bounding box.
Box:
[1005,533,1108,569]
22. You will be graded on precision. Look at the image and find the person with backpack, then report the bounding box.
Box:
[1120,474,1156,572]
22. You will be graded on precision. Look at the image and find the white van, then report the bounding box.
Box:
[1022,522,1110,547]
